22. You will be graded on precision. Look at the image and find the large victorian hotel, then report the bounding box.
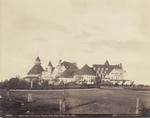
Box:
[25,57,132,85]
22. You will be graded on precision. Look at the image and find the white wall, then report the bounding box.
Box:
[109,69,124,80]
[74,75,96,84]
[52,65,66,78]
[42,68,52,80]
[59,77,75,84]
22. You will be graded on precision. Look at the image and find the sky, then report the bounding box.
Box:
[0,0,150,85]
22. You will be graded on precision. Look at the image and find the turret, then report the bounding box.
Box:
[47,61,53,74]
[27,56,43,75]
[35,56,41,65]
[104,60,109,66]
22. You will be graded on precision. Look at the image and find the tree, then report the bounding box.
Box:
[8,77,20,89]
[0,77,30,89]
[0,79,9,89]
[18,79,30,89]
[95,76,101,88]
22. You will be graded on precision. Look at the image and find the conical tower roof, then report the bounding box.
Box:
[28,57,43,75]
[35,56,41,62]
[48,61,53,68]
[104,60,109,66]
[75,64,96,75]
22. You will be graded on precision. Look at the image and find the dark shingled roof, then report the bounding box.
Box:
[61,61,78,69]
[93,60,122,74]
[27,64,44,75]
[27,57,43,75]
[59,69,78,78]
[74,64,96,76]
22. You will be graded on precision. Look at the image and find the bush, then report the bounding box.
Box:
[0,77,30,89]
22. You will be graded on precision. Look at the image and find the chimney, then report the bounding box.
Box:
[120,63,122,68]
[73,62,76,66]
[59,60,62,66]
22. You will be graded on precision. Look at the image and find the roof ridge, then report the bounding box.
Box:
[75,64,96,75]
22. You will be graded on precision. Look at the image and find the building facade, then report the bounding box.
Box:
[74,64,96,84]
[59,69,77,84]
[52,60,78,78]
[93,60,131,85]
[25,57,132,86]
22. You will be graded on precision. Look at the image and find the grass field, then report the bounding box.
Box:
[0,88,150,114]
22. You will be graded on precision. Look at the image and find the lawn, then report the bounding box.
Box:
[0,88,150,114]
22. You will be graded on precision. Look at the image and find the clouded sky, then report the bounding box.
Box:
[0,0,150,84]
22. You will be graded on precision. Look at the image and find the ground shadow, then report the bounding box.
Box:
[67,100,97,111]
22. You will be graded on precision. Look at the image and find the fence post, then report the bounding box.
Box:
[62,98,66,112]
[7,89,10,98]
[31,80,33,89]
[59,98,62,112]
[59,97,66,113]
[136,97,139,114]
[28,92,32,102]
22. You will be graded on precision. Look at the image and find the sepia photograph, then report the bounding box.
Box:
[0,0,150,117]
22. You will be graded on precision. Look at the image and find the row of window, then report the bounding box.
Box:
[84,76,95,79]
[93,67,108,71]
[111,77,122,79]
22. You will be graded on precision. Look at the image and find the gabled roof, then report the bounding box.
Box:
[59,69,78,78]
[61,61,78,69]
[74,64,96,76]
[48,61,53,68]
